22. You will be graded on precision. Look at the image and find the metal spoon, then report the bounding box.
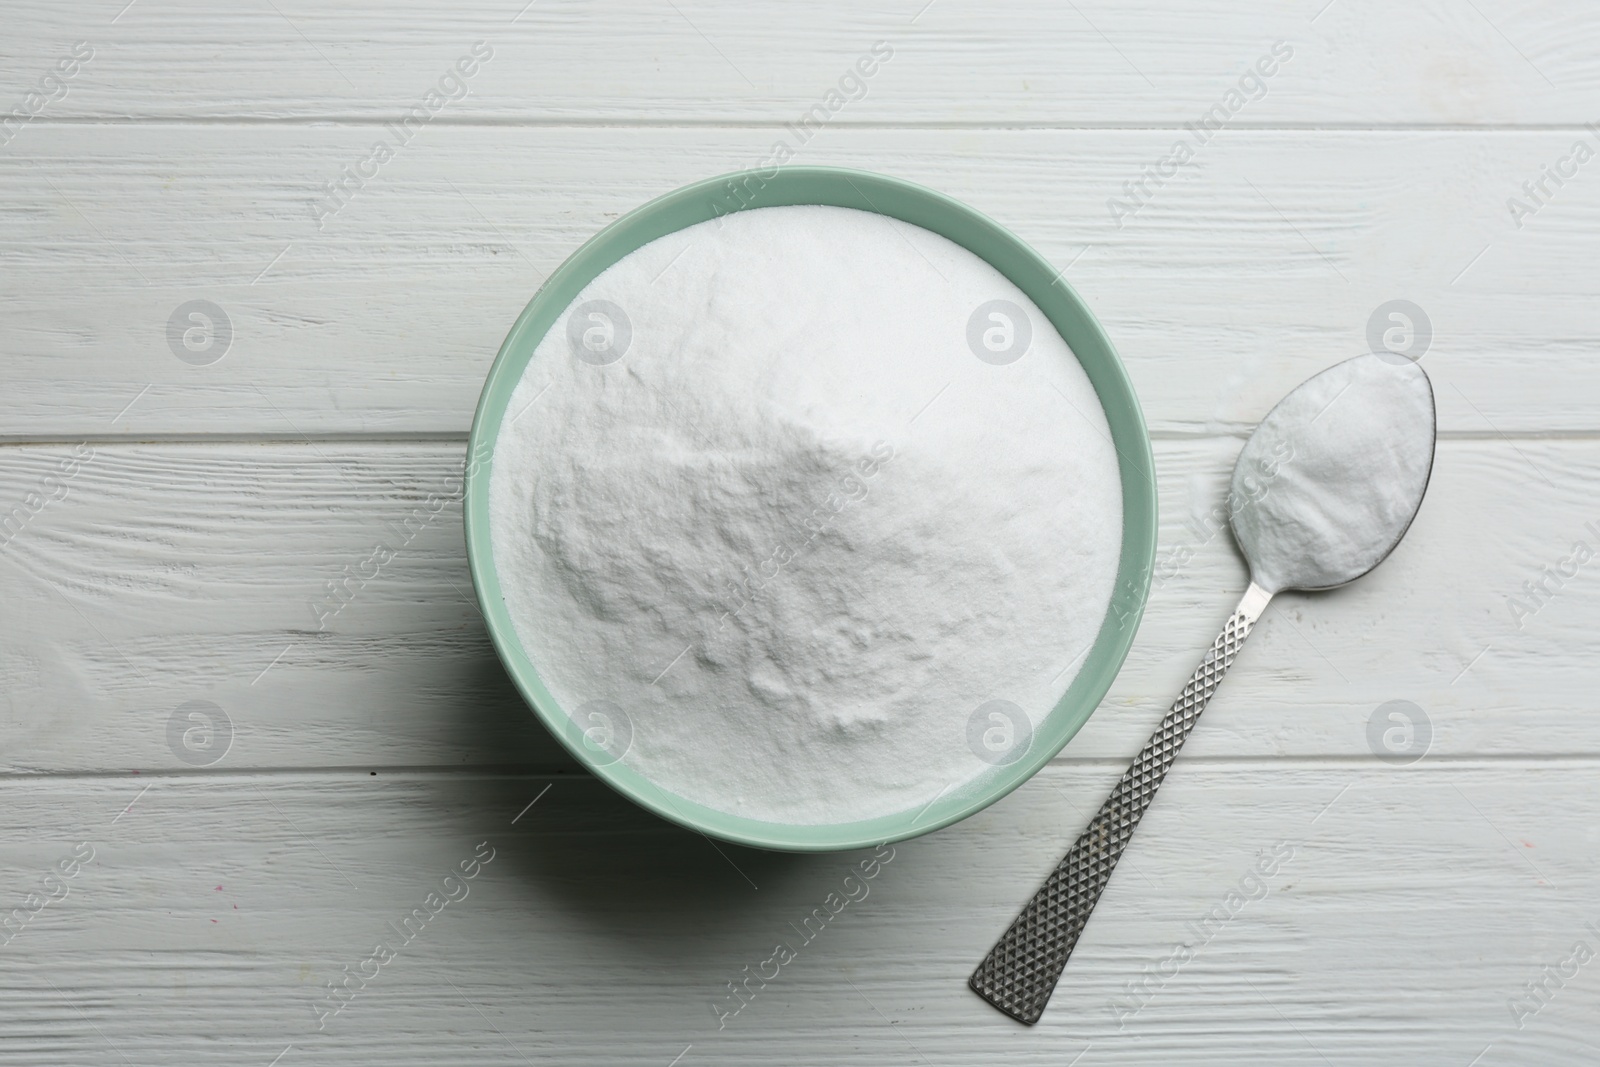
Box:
[969,352,1437,1025]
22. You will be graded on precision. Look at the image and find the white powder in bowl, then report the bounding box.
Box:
[489,205,1124,825]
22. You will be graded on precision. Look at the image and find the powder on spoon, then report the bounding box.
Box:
[489,204,1124,825]
[1229,353,1435,593]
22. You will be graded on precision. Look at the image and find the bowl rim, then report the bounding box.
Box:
[464,165,1157,852]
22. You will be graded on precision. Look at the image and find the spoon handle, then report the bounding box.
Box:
[969,581,1273,1025]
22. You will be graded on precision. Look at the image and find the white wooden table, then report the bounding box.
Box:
[4,3,1598,1063]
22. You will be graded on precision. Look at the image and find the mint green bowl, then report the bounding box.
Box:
[465,166,1156,853]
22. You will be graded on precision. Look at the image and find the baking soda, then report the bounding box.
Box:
[490,205,1124,824]
[1229,353,1435,593]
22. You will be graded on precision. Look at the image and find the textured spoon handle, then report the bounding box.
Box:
[969,582,1273,1025]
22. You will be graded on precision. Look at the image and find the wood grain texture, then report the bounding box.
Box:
[0,764,1594,1065]
[2,126,1598,437]
[5,2,1598,1060]
[0,437,1591,773]
[3,1,1597,124]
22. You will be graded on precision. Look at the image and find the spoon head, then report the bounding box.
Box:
[1228,353,1437,594]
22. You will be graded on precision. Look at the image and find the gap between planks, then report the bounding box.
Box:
[13,118,1600,132]
[5,753,1600,783]
[2,428,1597,447]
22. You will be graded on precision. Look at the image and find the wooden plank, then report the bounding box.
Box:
[2,125,1595,437]
[0,762,1594,1064]
[2,1,1595,124]
[0,436,1591,774]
